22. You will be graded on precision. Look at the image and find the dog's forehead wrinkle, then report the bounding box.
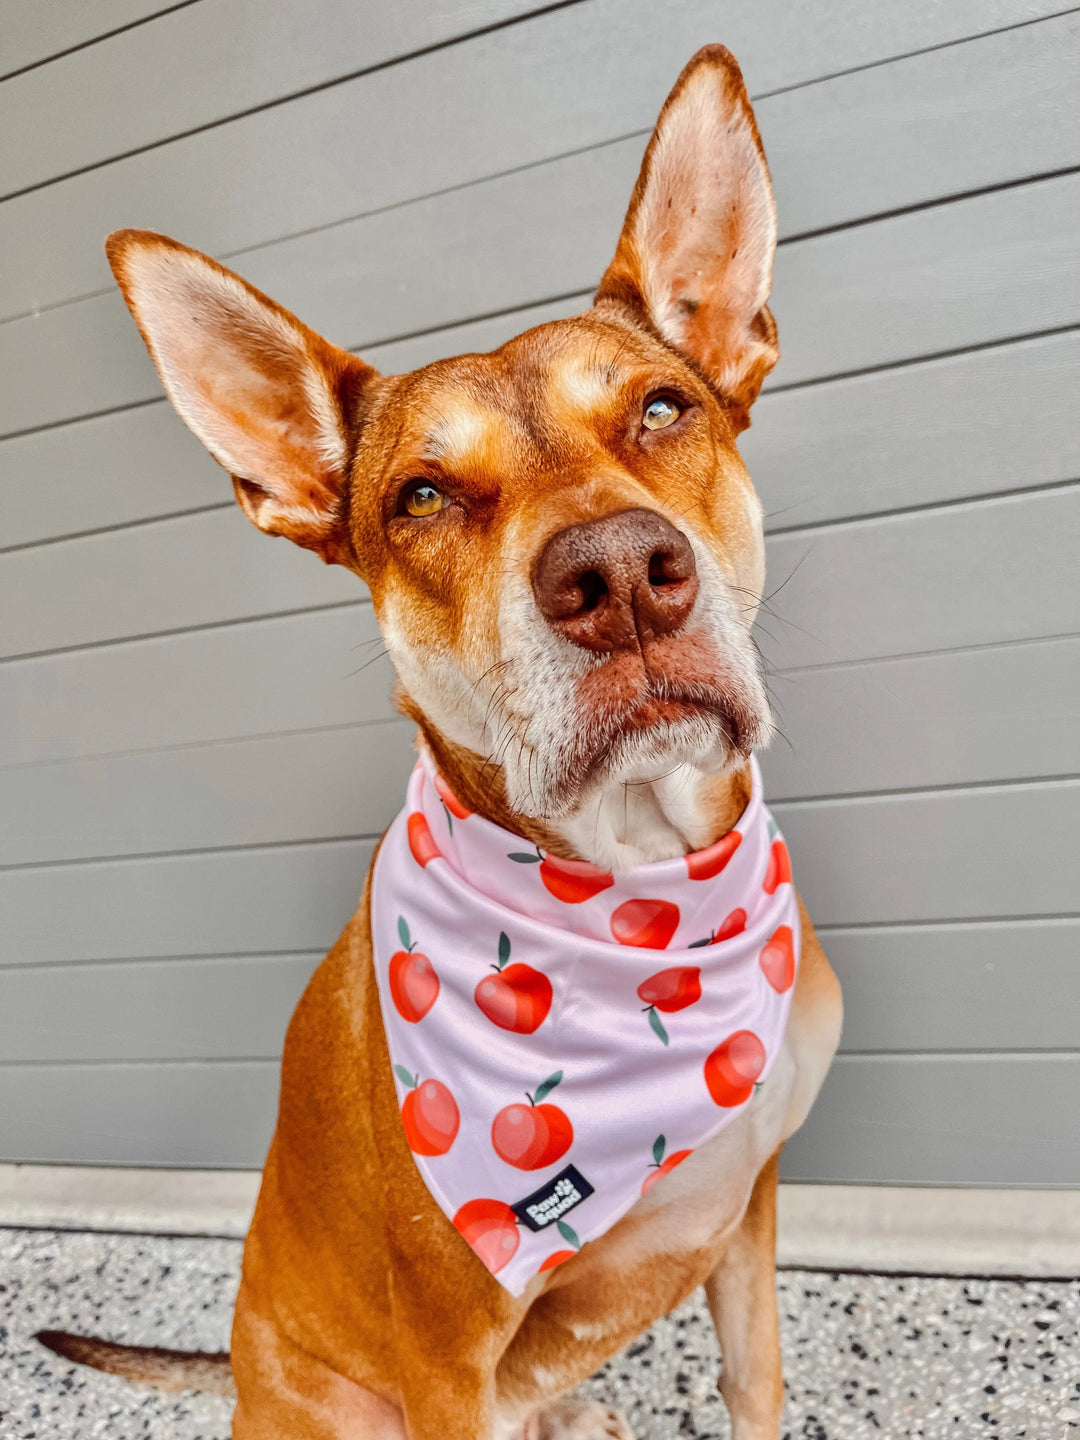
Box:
[423,404,482,462]
[547,351,619,413]
[420,389,521,464]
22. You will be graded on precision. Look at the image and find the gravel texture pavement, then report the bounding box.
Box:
[1,1227,1077,1438]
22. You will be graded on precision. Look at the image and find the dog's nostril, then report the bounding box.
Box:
[648,550,678,587]
[577,570,608,613]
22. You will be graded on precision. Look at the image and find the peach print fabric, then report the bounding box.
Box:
[371,750,799,1296]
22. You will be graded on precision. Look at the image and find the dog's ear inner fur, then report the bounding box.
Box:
[105,230,377,564]
[595,45,778,432]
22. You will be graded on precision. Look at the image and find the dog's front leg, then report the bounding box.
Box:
[233,1283,504,1440]
[398,1377,499,1440]
[387,1262,524,1440]
[231,1292,408,1440]
[703,1152,784,1440]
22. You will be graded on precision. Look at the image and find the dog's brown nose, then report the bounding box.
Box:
[532,508,699,652]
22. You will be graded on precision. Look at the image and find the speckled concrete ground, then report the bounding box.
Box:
[1,1227,1077,1439]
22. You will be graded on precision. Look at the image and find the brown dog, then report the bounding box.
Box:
[41,46,841,1440]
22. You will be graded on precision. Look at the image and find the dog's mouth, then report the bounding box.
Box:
[535,636,767,816]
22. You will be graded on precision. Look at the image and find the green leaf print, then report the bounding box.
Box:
[397,916,412,952]
[652,1134,666,1166]
[498,931,511,969]
[507,851,542,863]
[393,1065,417,1089]
[556,1220,580,1250]
[647,1008,670,1046]
[533,1071,563,1104]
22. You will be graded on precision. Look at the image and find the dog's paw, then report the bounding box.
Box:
[525,1397,635,1440]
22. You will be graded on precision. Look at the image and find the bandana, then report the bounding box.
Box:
[371,751,799,1296]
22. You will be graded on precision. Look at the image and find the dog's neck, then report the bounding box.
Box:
[413,719,752,872]
[551,762,753,870]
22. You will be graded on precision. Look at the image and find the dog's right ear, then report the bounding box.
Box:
[595,46,778,432]
[106,230,378,564]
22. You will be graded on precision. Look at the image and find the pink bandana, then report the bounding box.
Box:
[371,751,799,1296]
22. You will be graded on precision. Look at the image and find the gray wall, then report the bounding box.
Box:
[1,0,1077,1183]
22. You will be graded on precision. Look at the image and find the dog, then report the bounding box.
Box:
[38,46,842,1440]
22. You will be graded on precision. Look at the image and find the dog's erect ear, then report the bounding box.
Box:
[106,230,378,564]
[595,46,778,430]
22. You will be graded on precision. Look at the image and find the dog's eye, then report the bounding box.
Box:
[642,395,682,430]
[401,482,447,517]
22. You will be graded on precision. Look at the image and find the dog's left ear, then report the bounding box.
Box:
[106,229,378,565]
[595,45,778,431]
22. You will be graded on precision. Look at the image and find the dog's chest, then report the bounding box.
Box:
[619,1035,798,1254]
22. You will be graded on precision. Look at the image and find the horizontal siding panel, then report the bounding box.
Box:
[821,919,1080,1054]
[0,0,181,80]
[0,505,359,660]
[781,1054,1080,1185]
[2,1052,1076,1177]
[0,717,415,865]
[769,171,1079,388]
[5,92,1079,437]
[774,779,1078,926]
[762,485,1078,670]
[4,919,1076,1063]
[0,0,1065,320]
[3,284,170,435]
[0,1059,279,1166]
[0,953,321,1061]
[0,838,374,967]
[746,329,1080,530]
[0,0,545,195]
[762,637,1080,800]
[3,420,1075,666]
[0,394,231,552]
[6,323,1077,552]
[0,604,393,767]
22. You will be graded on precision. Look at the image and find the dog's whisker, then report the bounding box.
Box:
[343,647,390,679]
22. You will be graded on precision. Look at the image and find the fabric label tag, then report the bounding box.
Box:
[511,1165,594,1232]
